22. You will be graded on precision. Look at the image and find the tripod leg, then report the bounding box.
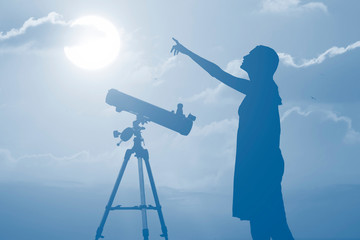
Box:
[143,150,168,240]
[137,156,149,240]
[95,149,132,240]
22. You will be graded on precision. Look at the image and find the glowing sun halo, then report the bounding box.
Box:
[64,16,121,70]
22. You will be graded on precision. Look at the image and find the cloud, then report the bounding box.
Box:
[0,118,238,192]
[0,42,35,54]
[0,11,176,86]
[224,59,249,79]
[281,106,360,143]
[0,12,68,41]
[183,59,248,103]
[0,149,15,169]
[130,56,178,86]
[324,110,360,144]
[184,83,226,103]
[260,0,328,13]
[280,107,360,190]
[0,148,130,186]
[280,106,311,122]
[158,105,360,192]
[1,104,359,193]
[279,40,360,68]
[191,118,238,137]
[153,118,238,191]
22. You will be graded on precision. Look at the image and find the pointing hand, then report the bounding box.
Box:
[170,38,189,55]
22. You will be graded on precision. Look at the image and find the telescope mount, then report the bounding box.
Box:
[95,116,168,240]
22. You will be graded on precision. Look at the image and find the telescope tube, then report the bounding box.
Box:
[106,89,195,136]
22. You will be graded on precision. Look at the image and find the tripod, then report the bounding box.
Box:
[95,120,168,240]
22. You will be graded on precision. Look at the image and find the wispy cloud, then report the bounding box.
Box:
[158,117,237,190]
[324,110,360,144]
[0,149,127,186]
[0,41,35,54]
[184,83,226,103]
[260,0,327,13]
[0,116,238,191]
[0,12,68,41]
[129,55,179,86]
[280,106,312,122]
[279,41,360,68]
[151,56,179,86]
[192,118,237,137]
[281,106,360,143]
[183,60,247,103]
[224,59,249,79]
[0,11,175,81]
[166,39,360,104]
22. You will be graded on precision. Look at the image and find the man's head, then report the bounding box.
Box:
[241,45,279,79]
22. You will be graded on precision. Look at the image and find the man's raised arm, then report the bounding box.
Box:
[171,38,250,95]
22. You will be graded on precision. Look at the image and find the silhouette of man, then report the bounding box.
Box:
[171,38,294,240]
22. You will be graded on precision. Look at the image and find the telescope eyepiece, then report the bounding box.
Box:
[187,114,196,122]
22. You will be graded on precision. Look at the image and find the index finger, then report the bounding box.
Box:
[172,37,179,44]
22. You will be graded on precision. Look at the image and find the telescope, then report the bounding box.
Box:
[95,89,196,240]
[106,88,196,136]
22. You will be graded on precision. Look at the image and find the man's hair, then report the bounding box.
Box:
[253,45,279,76]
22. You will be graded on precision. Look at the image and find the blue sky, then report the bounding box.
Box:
[1,0,360,239]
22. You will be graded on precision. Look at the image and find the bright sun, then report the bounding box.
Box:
[64,16,121,70]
